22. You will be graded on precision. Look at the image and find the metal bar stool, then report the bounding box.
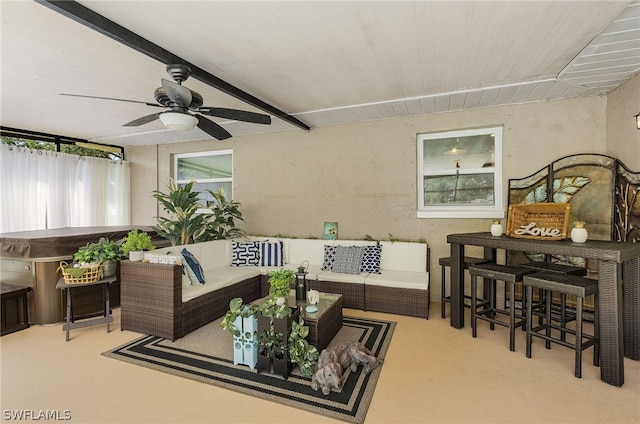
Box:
[439,256,491,319]
[523,272,599,378]
[521,261,587,340]
[469,263,536,352]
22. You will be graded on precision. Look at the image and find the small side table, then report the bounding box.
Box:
[56,275,117,341]
[1,283,32,336]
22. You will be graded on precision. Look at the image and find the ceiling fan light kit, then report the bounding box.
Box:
[159,111,197,131]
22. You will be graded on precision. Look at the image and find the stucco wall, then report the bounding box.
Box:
[126,95,609,304]
[606,72,640,171]
[128,144,159,226]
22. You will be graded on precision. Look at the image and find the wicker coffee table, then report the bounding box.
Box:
[288,292,343,351]
[255,292,343,351]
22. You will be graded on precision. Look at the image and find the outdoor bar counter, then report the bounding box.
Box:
[0,226,163,325]
[447,232,640,387]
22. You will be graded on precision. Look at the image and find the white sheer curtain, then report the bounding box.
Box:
[46,151,75,229]
[0,144,131,233]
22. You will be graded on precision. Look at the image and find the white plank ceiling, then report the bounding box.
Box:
[1,1,639,147]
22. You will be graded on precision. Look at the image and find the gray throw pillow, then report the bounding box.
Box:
[332,245,365,274]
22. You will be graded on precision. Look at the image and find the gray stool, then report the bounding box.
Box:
[439,256,491,319]
[523,272,599,378]
[469,263,535,352]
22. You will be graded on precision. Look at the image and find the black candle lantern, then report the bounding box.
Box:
[295,261,309,301]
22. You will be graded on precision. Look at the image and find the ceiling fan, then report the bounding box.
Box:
[61,64,271,140]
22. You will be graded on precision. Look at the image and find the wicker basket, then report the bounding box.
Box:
[506,202,571,240]
[59,261,103,284]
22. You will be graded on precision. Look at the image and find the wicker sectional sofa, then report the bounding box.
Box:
[120,237,429,341]
[272,238,430,318]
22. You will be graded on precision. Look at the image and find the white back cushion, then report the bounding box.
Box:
[197,240,231,270]
[379,241,427,273]
[288,239,327,266]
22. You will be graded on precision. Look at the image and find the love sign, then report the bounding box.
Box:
[513,222,562,238]
[506,202,570,241]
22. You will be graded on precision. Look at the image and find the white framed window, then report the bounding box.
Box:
[174,149,233,208]
[417,127,504,218]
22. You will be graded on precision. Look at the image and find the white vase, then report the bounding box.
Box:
[571,226,588,243]
[491,221,503,236]
[129,250,144,261]
[276,296,286,306]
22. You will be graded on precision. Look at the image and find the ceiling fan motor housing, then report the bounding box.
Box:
[154,86,203,109]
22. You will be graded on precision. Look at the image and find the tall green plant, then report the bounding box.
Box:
[201,187,246,241]
[152,180,209,246]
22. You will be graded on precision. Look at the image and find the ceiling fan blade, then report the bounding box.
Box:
[198,107,271,125]
[123,112,161,127]
[196,114,232,140]
[161,78,192,107]
[60,93,162,107]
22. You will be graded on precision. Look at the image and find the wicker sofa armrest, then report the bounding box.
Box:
[120,260,183,340]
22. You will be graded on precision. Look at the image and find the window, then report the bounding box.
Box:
[174,150,233,208]
[417,127,503,218]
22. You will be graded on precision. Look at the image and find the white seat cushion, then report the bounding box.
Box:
[365,270,429,290]
[182,266,260,303]
[317,270,367,284]
[182,281,219,303]
[206,266,260,286]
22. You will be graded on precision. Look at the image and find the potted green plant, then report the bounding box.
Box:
[220,297,261,368]
[152,179,210,246]
[288,318,319,376]
[73,237,124,277]
[256,297,293,377]
[120,229,155,261]
[153,181,248,246]
[220,297,260,337]
[73,242,100,265]
[203,187,247,240]
[268,269,295,305]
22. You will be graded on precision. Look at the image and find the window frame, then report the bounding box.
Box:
[174,149,234,212]
[417,126,504,219]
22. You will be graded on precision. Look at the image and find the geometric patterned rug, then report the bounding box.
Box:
[103,316,395,423]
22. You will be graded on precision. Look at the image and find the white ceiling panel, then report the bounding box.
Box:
[1,1,639,147]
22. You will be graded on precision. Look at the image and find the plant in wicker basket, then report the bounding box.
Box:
[73,237,124,277]
[57,261,103,284]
